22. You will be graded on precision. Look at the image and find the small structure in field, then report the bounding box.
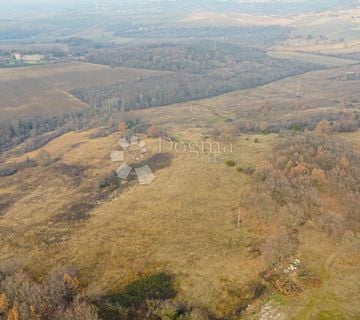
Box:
[22,54,44,64]
[13,52,22,61]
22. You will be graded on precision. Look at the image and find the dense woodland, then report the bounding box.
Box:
[0,109,148,154]
[79,41,320,110]
[72,64,314,111]
[86,41,306,73]
[110,26,290,47]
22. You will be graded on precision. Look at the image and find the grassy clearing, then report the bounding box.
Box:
[278,229,360,320]
[274,40,360,56]
[133,64,360,137]
[267,50,358,67]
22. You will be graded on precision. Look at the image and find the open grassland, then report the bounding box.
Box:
[0,128,276,316]
[287,229,360,320]
[267,50,358,67]
[274,40,360,56]
[0,62,165,120]
[0,42,69,53]
[271,8,360,61]
[133,64,360,135]
[289,9,360,42]
[180,8,360,39]
[1,125,359,319]
[179,12,294,26]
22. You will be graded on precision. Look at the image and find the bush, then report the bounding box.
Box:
[0,266,100,320]
[225,160,236,167]
[0,167,17,177]
[99,172,120,190]
[146,126,162,138]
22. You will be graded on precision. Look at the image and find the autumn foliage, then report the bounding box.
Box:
[146,126,162,138]
[249,129,360,265]
[0,267,99,320]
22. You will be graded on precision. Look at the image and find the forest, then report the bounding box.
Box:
[110,26,290,46]
[79,41,320,110]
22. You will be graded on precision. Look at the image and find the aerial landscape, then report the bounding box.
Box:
[0,0,359,319]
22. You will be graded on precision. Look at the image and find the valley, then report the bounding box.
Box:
[0,1,359,319]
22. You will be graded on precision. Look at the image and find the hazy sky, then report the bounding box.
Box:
[0,0,88,7]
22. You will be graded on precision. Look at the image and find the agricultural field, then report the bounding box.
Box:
[268,8,360,61]
[289,9,360,42]
[0,62,165,120]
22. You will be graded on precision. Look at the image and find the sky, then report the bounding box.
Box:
[0,0,87,8]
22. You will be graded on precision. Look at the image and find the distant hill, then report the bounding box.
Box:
[187,0,359,15]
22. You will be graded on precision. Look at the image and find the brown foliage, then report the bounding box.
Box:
[0,293,8,314]
[6,305,19,320]
[146,126,162,138]
[315,120,331,137]
[0,267,99,320]
[273,278,302,297]
[118,121,127,132]
[311,168,326,186]
[253,130,360,271]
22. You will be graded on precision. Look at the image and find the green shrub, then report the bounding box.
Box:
[225,160,236,167]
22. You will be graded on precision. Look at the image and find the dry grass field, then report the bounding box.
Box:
[0,60,359,318]
[180,8,360,35]
[0,62,165,120]
[266,50,358,67]
[132,64,360,136]
[0,42,69,54]
[179,12,294,26]
[274,40,360,56]
[268,8,360,60]
[0,126,277,316]
[289,9,360,41]
[1,116,359,319]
